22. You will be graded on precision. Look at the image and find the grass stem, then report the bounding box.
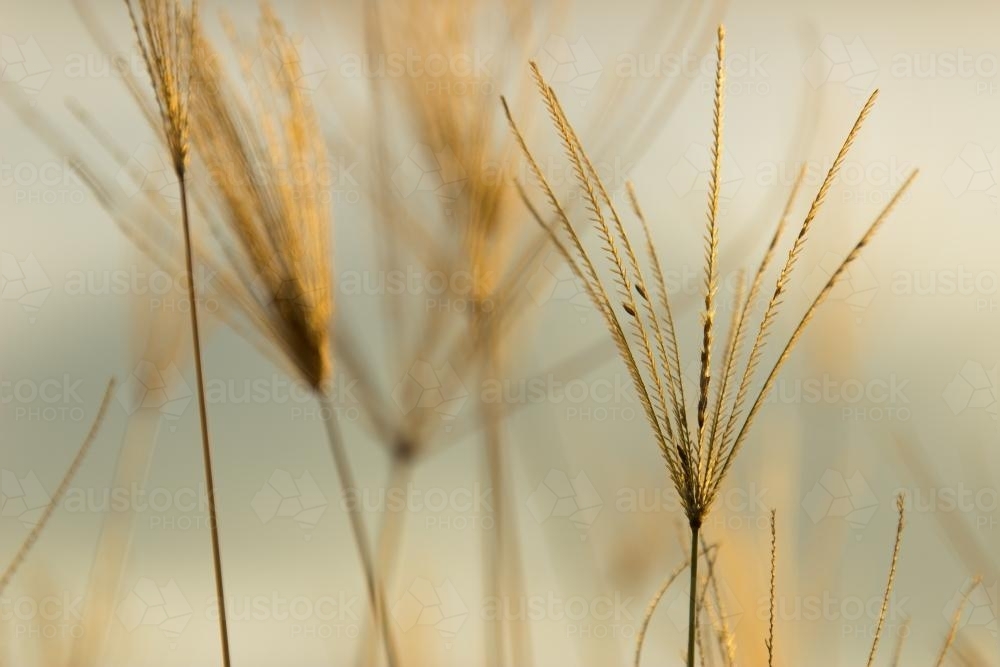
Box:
[687,522,700,667]
[178,177,232,667]
[319,393,400,667]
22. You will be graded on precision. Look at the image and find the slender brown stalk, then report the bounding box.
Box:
[178,179,232,667]
[124,1,233,664]
[867,493,906,666]
[687,522,701,667]
[766,509,777,667]
[0,379,115,598]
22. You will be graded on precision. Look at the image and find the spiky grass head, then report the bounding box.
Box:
[125,0,198,175]
[187,7,334,390]
[504,25,917,529]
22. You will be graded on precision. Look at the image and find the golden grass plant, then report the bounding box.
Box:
[123,1,233,664]
[503,25,917,666]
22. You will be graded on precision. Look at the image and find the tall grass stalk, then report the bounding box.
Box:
[319,394,400,667]
[123,1,233,663]
[686,524,700,666]
[178,178,233,667]
[503,23,915,666]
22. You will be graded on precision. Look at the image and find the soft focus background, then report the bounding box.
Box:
[1,0,999,665]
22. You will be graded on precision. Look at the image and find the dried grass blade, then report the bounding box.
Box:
[0,379,116,598]
[867,494,906,666]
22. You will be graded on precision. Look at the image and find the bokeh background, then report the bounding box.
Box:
[1,0,999,665]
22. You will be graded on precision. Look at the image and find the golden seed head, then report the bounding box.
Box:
[506,25,914,528]
[185,7,334,391]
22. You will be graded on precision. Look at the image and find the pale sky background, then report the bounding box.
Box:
[1,0,1000,665]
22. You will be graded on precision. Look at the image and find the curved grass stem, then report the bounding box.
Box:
[319,393,400,667]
